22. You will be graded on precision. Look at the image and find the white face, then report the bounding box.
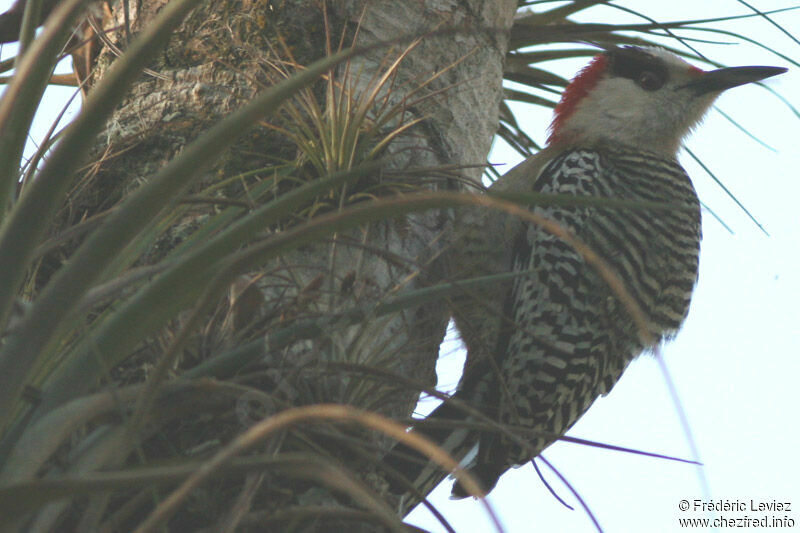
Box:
[556,49,718,157]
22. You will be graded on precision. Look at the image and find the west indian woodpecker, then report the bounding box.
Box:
[386,46,786,502]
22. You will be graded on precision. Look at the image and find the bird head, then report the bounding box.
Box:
[547,46,787,156]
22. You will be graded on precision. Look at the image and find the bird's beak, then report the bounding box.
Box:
[687,65,787,95]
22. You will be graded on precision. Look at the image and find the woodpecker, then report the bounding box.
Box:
[387,46,786,501]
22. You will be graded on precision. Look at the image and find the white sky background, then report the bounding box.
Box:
[0,1,797,532]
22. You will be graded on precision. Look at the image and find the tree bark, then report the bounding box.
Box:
[39,0,516,528]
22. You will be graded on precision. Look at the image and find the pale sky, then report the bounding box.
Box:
[1,1,798,532]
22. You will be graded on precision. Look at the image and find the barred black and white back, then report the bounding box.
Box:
[459,144,701,494]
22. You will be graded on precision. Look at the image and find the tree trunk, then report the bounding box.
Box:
[34,0,516,528]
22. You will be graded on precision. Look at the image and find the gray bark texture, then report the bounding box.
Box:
[35,0,517,529]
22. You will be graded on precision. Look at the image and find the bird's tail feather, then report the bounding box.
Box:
[383,397,479,500]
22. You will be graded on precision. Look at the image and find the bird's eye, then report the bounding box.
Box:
[637,70,664,91]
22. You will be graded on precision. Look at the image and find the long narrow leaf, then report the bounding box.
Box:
[178,190,660,383]
[16,0,45,56]
[0,0,203,436]
[186,269,535,380]
[8,46,360,428]
[38,164,376,415]
[0,0,88,223]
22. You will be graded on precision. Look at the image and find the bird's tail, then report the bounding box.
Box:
[383,396,480,501]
